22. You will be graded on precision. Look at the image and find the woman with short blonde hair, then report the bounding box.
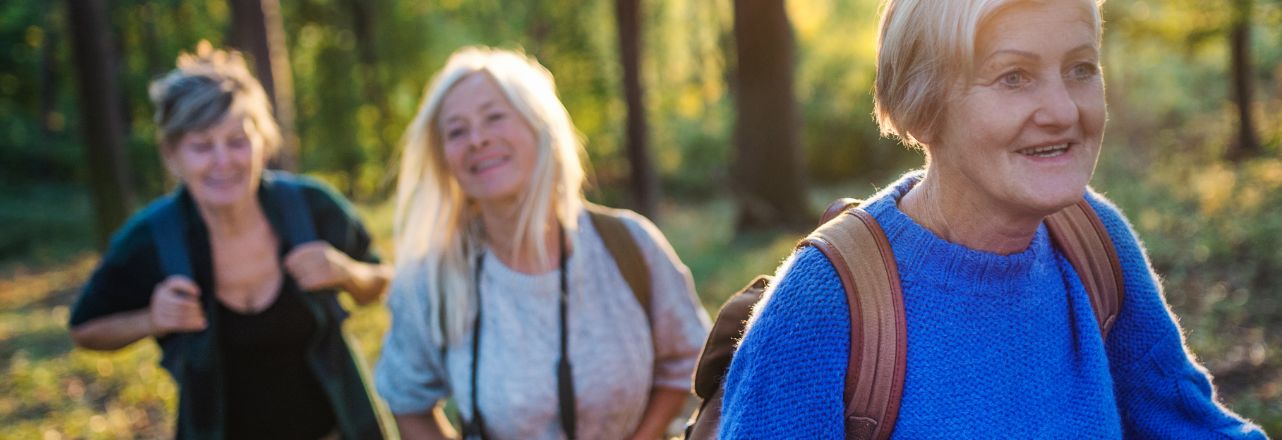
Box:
[718,0,1266,438]
[375,47,710,440]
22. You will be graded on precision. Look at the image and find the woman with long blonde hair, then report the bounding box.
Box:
[375,46,709,440]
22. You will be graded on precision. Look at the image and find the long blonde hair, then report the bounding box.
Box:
[394,46,587,345]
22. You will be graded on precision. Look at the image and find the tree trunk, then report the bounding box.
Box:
[227,0,299,170]
[615,0,658,218]
[40,10,58,136]
[731,0,809,231]
[349,0,395,195]
[67,0,138,249]
[1227,0,1259,161]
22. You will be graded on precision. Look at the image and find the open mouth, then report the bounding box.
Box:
[470,156,509,174]
[1016,143,1071,158]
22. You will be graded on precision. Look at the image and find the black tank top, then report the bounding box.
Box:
[217,280,336,439]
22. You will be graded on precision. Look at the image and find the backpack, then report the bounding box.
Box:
[145,171,389,439]
[585,203,652,316]
[684,197,1126,440]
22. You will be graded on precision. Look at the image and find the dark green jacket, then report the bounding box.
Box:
[70,172,386,440]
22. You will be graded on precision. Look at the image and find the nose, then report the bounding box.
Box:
[467,125,491,150]
[1032,78,1080,130]
[212,142,231,165]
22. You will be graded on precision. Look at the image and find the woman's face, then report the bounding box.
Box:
[929,0,1105,217]
[165,112,266,210]
[439,73,541,206]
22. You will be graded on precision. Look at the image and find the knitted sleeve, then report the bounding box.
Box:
[719,246,849,439]
[373,260,452,415]
[1085,190,1267,439]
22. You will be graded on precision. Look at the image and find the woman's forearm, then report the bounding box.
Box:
[69,308,156,351]
[629,386,690,440]
[341,261,393,305]
[393,406,457,440]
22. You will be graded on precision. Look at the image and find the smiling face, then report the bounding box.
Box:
[164,111,266,211]
[438,72,541,207]
[927,0,1106,218]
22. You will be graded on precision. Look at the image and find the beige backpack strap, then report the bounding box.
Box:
[586,203,652,317]
[800,205,906,440]
[1044,199,1126,337]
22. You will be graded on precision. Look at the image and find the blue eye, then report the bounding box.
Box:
[999,71,1030,88]
[1068,63,1100,81]
[447,128,466,139]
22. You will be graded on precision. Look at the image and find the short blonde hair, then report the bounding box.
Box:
[393,46,587,345]
[872,0,1104,147]
[148,40,281,154]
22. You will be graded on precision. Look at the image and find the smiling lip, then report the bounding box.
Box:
[203,175,243,189]
[469,155,510,174]
[1016,142,1073,158]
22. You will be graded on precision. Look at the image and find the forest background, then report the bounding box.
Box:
[1,0,1280,438]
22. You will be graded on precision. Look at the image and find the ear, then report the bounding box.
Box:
[908,127,935,147]
[160,144,182,178]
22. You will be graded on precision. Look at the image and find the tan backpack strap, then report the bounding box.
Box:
[1044,199,1126,337]
[586,203,652,317]
[800,207,906,440]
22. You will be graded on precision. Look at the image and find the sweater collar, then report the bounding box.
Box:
[862,171,1059,295]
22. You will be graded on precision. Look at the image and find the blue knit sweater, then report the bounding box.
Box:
[720,173,1267,439]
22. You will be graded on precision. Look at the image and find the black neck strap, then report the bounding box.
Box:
[466,224,575,440]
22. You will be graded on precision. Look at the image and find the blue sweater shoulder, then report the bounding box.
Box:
[1083,190,1267,439]
[720,246,850,439]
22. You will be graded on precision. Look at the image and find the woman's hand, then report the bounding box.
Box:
[284,241,392,305]
[284,241,354,291]
[149,275,207,336]
[70,275,206,351]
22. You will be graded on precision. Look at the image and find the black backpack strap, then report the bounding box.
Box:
[264,171,318,247]
[800,202,907,440]
[585,203,651,319]
[1044,198,1125,337]
[148,193,195,279]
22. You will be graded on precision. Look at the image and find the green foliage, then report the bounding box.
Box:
[2,0,1281,437]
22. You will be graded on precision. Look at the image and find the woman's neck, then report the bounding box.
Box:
[899,166,1043,255]
[478,199,564,274]
[197,196,269,238]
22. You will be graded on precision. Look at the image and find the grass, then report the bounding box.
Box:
[2,153,1279,437]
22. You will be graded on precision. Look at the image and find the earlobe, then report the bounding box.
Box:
[909,128,934,146]
[160,147,181,178]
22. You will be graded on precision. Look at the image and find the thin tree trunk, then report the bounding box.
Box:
[227,0,299,170]
[349,0,395,195]
[615,0,658,218]
[40,10,58,136]
[67,0,138,248]
[731,0,809,231]
[1227,0,1259,161]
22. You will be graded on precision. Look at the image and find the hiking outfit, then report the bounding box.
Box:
[69,173,385,440]
[375,207,711,440]
[719,172,1267,439]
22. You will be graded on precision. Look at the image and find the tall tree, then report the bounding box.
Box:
[615,0,658,217]
[67,0,138,248]
[227,0,299,170]
[348,0,395,195]
[731,0,809,231]
[1226,0,1260,161]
